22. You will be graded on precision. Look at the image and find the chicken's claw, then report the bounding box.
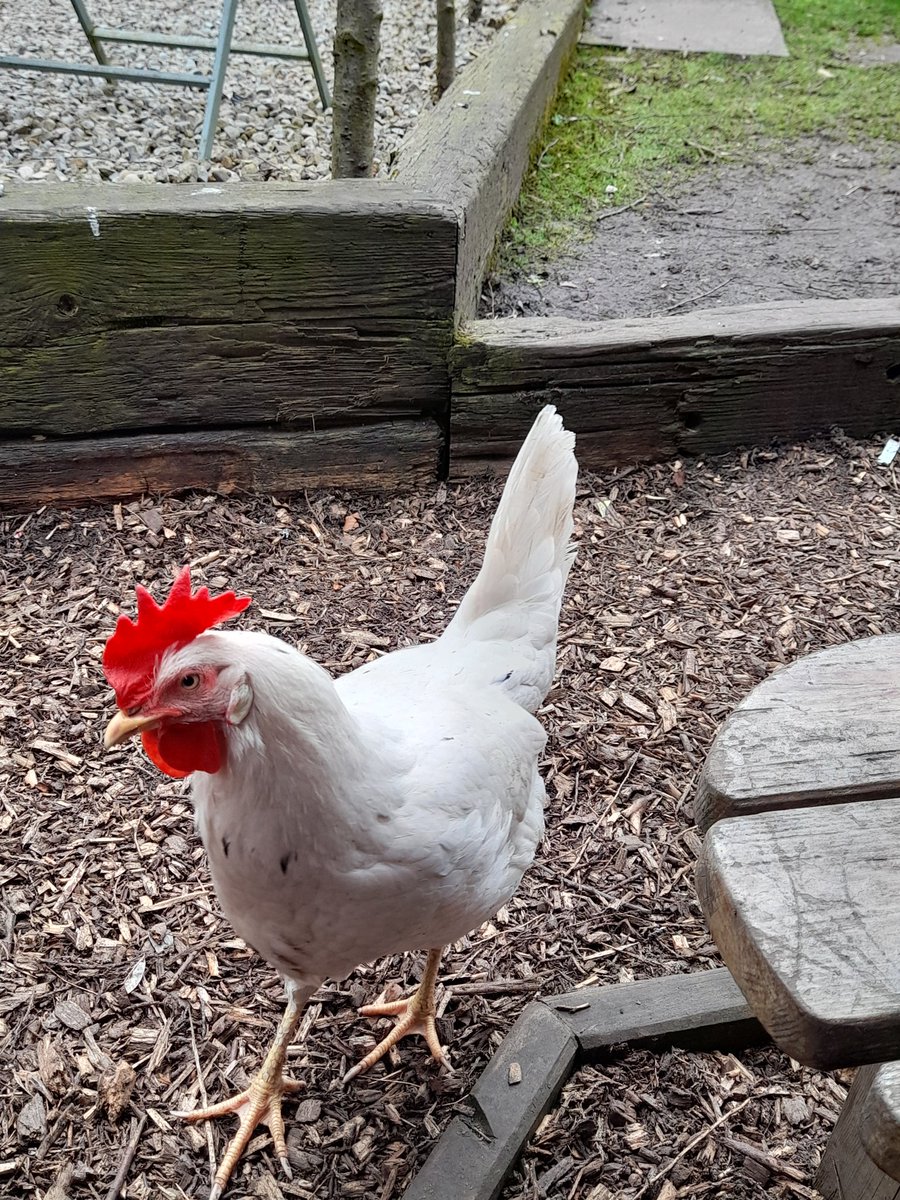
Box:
[176,1074,304,1198]
[174,988,308,1199]
[345,999,449,1083]
[344,947,451,1083]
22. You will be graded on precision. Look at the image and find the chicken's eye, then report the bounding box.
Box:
[180,673,201,690]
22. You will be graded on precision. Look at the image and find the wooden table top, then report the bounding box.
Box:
[696,635,900,1070]
[695,633,900,834]
[698,796,900,1069]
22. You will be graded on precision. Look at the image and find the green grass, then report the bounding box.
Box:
[505,0,900,257]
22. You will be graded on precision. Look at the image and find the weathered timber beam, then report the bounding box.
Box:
[1,321,448,438]
[0,181,457,332]
[0,421,442,508]
[396,0,584,321]
[406,968,763,1200]
[404,1003,578,1200]
[549,966,760,1055]
[450,298,900,473]
[0,180,456,440]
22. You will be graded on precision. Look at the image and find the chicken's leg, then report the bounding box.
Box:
[176,982,315,1200]
[344,947,449,1082]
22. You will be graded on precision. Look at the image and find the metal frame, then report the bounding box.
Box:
[0,0,331,160]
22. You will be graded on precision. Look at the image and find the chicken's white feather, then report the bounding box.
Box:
[441,404,577,710]
[178,406,577,991]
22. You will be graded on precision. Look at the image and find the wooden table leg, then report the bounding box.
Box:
[816,1065,900,1200]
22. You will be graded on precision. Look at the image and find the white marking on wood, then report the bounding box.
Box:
[85,207,100,237]
[191,187,223,195]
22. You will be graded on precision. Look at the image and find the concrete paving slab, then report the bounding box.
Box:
[582,0,789,58]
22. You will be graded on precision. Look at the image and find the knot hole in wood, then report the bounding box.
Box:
[56,294,79,319]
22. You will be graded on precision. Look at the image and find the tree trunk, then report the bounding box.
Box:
[331,0,383,178]
[436,0,456,97]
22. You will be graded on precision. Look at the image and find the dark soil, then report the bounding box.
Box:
[482,142,899,321]
[3,432,899,1199]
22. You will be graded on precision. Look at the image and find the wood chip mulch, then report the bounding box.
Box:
[2,431,897,1200]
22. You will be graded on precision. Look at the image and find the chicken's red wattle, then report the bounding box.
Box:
[141,722,225,778]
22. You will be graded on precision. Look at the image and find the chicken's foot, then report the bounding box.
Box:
[344,947,450,1082]
[175,985,311,1200]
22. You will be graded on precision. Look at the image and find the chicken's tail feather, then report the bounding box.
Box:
[443,406,577,711]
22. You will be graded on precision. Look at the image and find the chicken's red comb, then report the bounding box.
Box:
[103,566,251,709]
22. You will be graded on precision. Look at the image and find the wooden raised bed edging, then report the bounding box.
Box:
[395,0,584,322]
[0,0,583,508]
[404,968,763,1200]
[449,299,900,474]
[2,0,899,505]
[0,182,454,503]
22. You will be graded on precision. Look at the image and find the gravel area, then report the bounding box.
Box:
[0,0,516,184]
[3,432,899,1198]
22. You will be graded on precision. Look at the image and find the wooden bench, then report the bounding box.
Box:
[694,636,900,1198]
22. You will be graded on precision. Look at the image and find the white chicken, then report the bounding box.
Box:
[102,406,577,1197]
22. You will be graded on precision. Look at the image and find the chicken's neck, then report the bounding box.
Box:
[192,631,401,830]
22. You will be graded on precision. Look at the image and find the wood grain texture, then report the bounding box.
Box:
[864,1064,900,1182]
[697,798,900,1070]
[550,966,760,1054]
[817,1065,900,1198]
[404,1002,577,1200]
[0,421,442,507]
[0,181,456,437]
[449,299,900,474]
[396,0,584,320]
[695,635,900,833]
[1,321,448,437]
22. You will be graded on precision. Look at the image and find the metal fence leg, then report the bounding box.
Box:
[69,0,117,82]
[292,0,331,108]
[198,0,240,160]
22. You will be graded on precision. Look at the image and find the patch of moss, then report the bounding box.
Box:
[503,0,899,258]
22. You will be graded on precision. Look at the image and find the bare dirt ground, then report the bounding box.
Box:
[2,431,899,1199]
[482,142,900,321]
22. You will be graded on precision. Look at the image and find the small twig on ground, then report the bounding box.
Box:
[685,138,732,160]
[659,277,733,314]
[187,1007,218,1187]
[104,1112,147,1200]
[445,978,542,996]
[595,195,647,223]
[600,750,641,818]
[720,1134,808,1182]
[139,887,210,914]
[535,137,560,169]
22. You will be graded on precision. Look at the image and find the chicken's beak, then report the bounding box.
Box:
[103,710,161,749]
